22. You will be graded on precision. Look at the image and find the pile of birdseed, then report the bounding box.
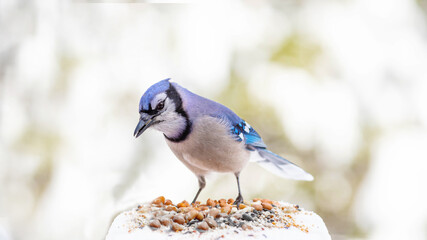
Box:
[106,196,331,240]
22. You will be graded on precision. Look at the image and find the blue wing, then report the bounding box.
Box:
[230,120,267,150]
[205,105,266,149]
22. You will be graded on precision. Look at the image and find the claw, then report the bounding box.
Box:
[234,194,244,207]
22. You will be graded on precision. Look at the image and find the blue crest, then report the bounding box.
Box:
[139,78,171,111]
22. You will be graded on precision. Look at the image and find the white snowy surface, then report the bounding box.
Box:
[106,203,330,240]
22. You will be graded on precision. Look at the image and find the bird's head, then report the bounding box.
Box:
[134,78,189,140]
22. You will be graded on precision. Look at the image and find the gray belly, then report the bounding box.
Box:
[166,116,250,175]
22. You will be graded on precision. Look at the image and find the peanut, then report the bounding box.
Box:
[172,214,185,225]
[205,218,217,229]
[196,221,209,231]
[186,210,198,221]
[261,202,273,210]
[171,223,183,232]
[208,208,219,218]
[159,218,171,226]
[252,204,263,211]
[196,212,204,221]
[149,220,161,229]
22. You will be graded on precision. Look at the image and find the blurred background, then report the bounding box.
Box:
[1,0,427,239]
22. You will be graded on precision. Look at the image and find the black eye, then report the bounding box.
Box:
[156,101,165,111]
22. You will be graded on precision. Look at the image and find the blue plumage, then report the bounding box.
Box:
[230,120,266,149]
[134,79,313,204]
[139,78,171,111]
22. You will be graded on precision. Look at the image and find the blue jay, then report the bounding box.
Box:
[134,78,313,205]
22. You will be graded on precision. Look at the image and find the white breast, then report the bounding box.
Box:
[165,116,250,175]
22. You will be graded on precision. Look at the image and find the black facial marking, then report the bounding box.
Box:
[163,83,192,142]
[140,103,158,115]
[140,99,165,115]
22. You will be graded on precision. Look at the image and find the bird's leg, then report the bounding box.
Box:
[191,176,206,204]
[233,173,244,206]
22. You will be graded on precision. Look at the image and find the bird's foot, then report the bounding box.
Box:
[233,194,244,207]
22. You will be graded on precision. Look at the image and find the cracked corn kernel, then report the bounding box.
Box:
[206,198,215,207]
[220,205,231,214]
[165,205,177,212]
[219,199,227,207]
[239,204,247,209]
[152,196,165,205]
[177,200,189,208]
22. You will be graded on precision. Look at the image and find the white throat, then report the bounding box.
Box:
[152,111,188,140]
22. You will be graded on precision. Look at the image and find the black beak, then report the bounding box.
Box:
[134,117,155,138]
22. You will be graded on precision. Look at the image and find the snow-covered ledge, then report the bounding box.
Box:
[106,196,330,240]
